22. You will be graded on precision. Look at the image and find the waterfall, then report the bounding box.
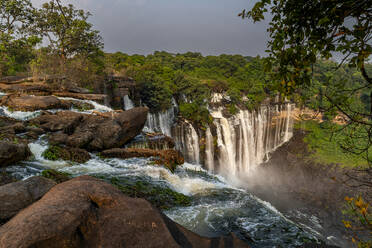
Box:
[283,103,294,142]
[141,96,294,177]
[123,95,135,110]
[207,104,294,177]
[143,98,177,137]
[205,127,215,172]
[172,122,200,164]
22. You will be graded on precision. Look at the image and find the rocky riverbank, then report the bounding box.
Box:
[0,80,252,247]
[0,77,354,247]
[0,176,248,248]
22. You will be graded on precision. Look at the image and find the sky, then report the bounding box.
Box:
[31,0,269,56]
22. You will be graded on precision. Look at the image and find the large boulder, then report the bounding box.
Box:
[0,171,17,187]
[30,107,149,151]
[0,142,31,167]
[0,176,56,222]
[0,94,71,111]
[0,176,249,248]
[101,148,184,171]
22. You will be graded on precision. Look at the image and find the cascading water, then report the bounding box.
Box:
[6,138,318,248]
[143,98,178,137]
[1,91,329,247]
[123,95,135,110]
[208,103,294,177]
[205,127,215,172]
[172,121,200,164]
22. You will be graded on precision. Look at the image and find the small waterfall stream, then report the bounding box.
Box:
[123,95,135,110]
[205,127,215,172]
[172,121,200,164]
[143,98,178,137]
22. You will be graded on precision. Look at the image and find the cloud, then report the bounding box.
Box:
[31,0,269,56]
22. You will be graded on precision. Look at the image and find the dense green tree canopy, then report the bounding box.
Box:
[33,1,103,60]
[241,0,372,164]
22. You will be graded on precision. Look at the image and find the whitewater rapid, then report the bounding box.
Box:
[0,93,320,247]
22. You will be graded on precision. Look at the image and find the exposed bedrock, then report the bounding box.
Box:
[0,141,31,167]
[0,94,71,112]
[0,176,56,222]
[0,176,249,248]
[30,107,149,151]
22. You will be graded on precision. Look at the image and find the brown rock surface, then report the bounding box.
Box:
[52,92,107,103]
[0,82,51,94]
[0,176,56,221]
[30,107,149,151]
[0,94,71,111]
[0,141,31,167]
[0,176,249,248]
[101,148,184,171]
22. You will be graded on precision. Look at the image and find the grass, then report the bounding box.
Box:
[295,120,368,168]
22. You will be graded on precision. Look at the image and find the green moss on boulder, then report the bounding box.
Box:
[41,169,71,183]
[42,146,91,163]
[109,177,191,210]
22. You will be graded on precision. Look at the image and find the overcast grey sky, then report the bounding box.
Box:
[31,0,269,56]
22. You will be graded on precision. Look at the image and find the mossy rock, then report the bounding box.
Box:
[109,177,191,210]
[41,169,71,183]
[42,146,91,163]
[70,101,94,112]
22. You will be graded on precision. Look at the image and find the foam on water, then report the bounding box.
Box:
[0,106,42,120]
[57,97,113,113]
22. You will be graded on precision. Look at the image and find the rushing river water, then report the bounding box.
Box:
[1,94,329,247]
[6,139,318,248]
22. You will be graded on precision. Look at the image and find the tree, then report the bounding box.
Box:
[33,0,103,62]
[0,0,39,76]
[241,0,372,163]
[241,0,372,244]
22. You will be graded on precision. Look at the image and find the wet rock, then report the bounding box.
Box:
[0,176,249,248]
[42,145,91,163]
[0,117,29,144]
[0,176,56,222]
[30,107,149,151]
[127,133,176,150]
[0,94,71,111]
[52,92,107,103]
[69,100,94,111]
[0,142,31,167]
[101,148,184,171]
[30,111,83,133]
[0,120,26,135]
[66,86,91,94]
[109,177,191,210]
[0,170,17,187]
[41,169,71,184]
